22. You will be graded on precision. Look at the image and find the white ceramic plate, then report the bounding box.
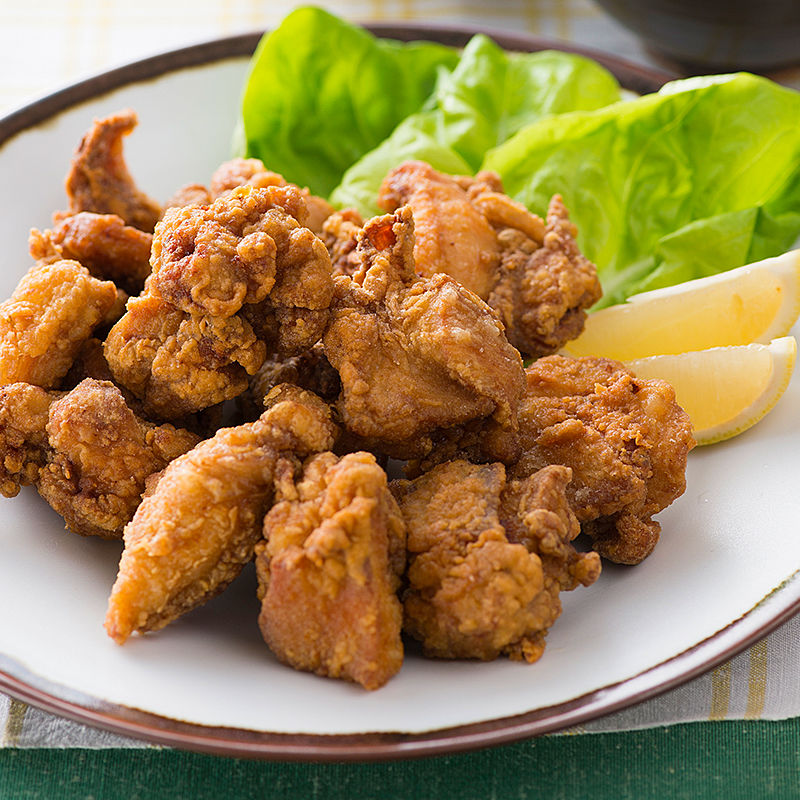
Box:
[1,29,798,760]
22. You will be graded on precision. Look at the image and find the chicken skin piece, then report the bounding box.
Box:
[0,379,199,538]
[0,260,118,388]
[29,212,153,294]
[323,206,525,458]
[379,161,500,299]
[61,109,162,233]
[104,386,337,644]
[392,461,600,662]
[257,451,405,690]
[510,356,695,564]
[378,162,602,358]
[105,184,333,418]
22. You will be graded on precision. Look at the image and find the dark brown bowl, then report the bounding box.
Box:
[595,0,800,71]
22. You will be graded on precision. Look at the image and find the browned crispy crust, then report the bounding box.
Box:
[393,461,600,662]
[511,356,695,564]
[257,451,405,690]
[321,207,364,277]
[0,378,199,538]
[209,158,334,234]
[30,212,152,294]
[61,109,162,233]
[378,161,601,358]
[323,206,525,458]
[105,184,334,418]
[0,260,118,388]
[488,195,602,357]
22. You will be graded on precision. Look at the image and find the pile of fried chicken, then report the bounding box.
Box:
[0,110,695,690]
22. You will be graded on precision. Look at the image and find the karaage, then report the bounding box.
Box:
[29,212,153,294]
[0,260,118,388]
[257,450,405,690]
[0,378,199,538]
[61,109,162,233]
[323,206,525,458]
[208,158,334,234]
[378,161,601,358]
[509,355,695,564]
[392,460,600,662]
[105,184,334,417]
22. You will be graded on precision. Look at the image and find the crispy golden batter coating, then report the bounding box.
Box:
[104,386,337,644]
[487,195,602,357]
[379,161,500,298]
[209,158,334,234]
[0,260,118,388]
[393,461,599,662]
[146,183,307,317]
[163,183,212,210]
[0,379,199,538]
[323,206,525,457]
[29,212,153,294]
[378,161,601,358]
[62,109,162,233]
[257,451,405,690]
[105,294,266,419]
[511,356,695,564]
[105,185,333,417]
[0,382,51,496]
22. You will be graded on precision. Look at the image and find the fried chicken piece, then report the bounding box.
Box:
[105,185,333,417]
[0,379,199,538]
[104,294,266,419]
[323,206,525,458]
[509,356,695,564]
[59,336,224,438]
[378,161,500,299]
[0,260,118,388]
[392,461,599,662]
[464,171,546,243]
[29,212,152,294]
[209,158,335,234]
[378,161,601,358]
[487,195,602,357]
[321,208,364,277]
[61,109,162,233]
[104,386,337,644]
[257,451,405,690]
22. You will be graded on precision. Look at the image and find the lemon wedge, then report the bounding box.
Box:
[626,336,797,445]
[564,250,800,361]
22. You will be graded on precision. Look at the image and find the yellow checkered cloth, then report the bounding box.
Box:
[1,0,799,746]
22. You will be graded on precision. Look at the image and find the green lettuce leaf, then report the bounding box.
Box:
[332,34,621,215]
[485,73,800,307]
[238,7,458,198]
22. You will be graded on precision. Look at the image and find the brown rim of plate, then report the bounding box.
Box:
[2,26,791,762]
[0,24,676,146]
